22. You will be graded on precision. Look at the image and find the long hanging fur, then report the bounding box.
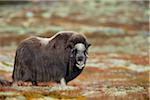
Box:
[12,31,90,84]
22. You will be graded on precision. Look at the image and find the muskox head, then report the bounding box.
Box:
[70,43,90,69]
[65,33,91,71]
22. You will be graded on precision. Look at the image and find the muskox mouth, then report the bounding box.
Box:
[76,61,85,69]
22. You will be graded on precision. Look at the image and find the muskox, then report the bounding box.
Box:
[12,31,91,85]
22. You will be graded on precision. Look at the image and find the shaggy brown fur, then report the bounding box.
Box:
[10,31,90,85]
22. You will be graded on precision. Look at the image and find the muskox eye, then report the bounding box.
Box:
[70,48,76,57]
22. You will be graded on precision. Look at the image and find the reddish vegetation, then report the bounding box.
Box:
[111,54,149,65]
[89,53,149,65]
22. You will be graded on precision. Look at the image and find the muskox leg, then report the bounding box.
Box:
[20,68,31,81]
[22,69,37,86]
[60,78,66,86]
[12,81,33,86]
[12,68,34,86]
[13,66,31,82]
[32,81,37,86]
[13,81,37,86]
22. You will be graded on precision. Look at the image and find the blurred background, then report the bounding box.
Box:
[0,0,149,99]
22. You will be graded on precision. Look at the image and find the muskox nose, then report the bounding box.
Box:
[78,56,84,61]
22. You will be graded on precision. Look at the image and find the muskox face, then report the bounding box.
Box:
[70,43,90,69]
